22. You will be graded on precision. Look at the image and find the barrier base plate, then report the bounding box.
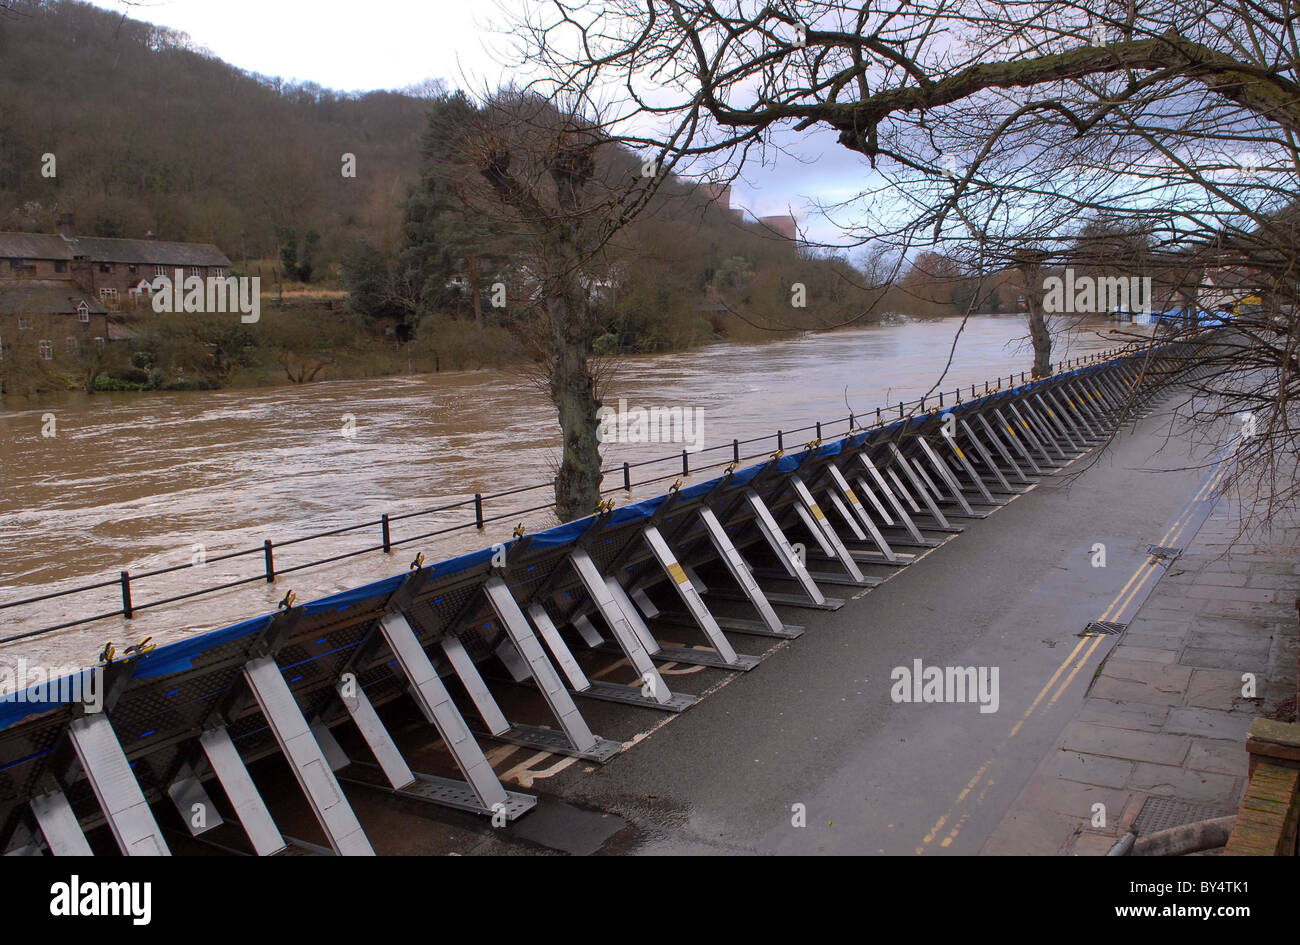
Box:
[575,680,697,712]
[598,643,761,672]
[654,612,804,639]
[478,723,623,763]
[707,589,845,611]
[342,763,537,821]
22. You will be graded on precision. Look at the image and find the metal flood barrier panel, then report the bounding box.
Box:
[0,340,1207,856]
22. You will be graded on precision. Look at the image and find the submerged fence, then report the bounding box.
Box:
[0,337,1211,856]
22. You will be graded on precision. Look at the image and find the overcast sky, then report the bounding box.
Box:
[88,0,876,248]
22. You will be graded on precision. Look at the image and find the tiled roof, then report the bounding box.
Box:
[0,280,108,314]
[0,232,230,267]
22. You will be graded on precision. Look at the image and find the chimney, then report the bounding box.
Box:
[56,211,75,240]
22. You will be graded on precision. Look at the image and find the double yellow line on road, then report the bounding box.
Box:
[917,460,1228,853]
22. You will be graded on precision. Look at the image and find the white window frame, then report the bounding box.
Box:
[155,264,166,277]
[17,317,31,331]
[38,339,53,360]
[65,336,78,354]
[77,301,90,323]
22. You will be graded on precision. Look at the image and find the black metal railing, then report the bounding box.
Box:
[0,346,1140,642]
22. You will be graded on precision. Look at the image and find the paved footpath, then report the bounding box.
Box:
[986,462,1300,855]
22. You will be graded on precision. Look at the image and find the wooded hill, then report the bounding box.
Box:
[0,0,425,265]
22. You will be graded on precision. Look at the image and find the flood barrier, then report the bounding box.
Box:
[0,338,1213,855]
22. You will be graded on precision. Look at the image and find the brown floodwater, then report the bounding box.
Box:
[0,314,1134,674]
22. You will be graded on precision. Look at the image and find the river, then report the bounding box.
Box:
[0,314,1134,672]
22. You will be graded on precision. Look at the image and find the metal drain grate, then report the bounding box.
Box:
[1080,620,1128,636]
[1147,545,1183,560]
[1133,797,1233,835]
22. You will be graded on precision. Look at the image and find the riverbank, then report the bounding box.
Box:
[0,301,1130,403]
[0,302,530,399]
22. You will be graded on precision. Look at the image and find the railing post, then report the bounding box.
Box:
[381,514,391,554]
[474,493,484,530]
[849,412,855,431]
[682,450,689,476]
[815,421,822,440]
[263,540,275,583]
[732,439,739,464]
[623,461,631,491]
[119,570,133,620]
[777,430,784,451]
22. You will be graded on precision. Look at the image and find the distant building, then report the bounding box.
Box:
[0,281,109,363]
[757,214,799,244]
[0,212,231,363]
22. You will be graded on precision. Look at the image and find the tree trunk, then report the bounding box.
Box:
[468,253,481,325]
[477,137,604,521]
[1027,296,1052,378]
[550,303,602,521]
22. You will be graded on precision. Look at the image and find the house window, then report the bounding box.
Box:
[17,317,31,331]
[214,267,226,278]
[8,258,24,269]
[99,263,114,273]
[38,339,53,360]
[54,260,67,273]
[65,337,78,354]
[128,264,137,274]
[186,266,202,279]
[99,287,118,304]
[155,265,166,277]
[77,301,90,323]
[93,337,106,349]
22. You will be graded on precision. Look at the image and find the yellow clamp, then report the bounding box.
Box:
[278,590,297,610]
[124,637,155,658]
[724,461,739,475]
[98,642,115,665]
[770,449,785,460]
[409,553,425,571]
[669,479,683,493]
[512,522,527,539]
[805,438,822,451]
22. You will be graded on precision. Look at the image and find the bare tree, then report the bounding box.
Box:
[506,0,1300,515]
[445,92,668,520]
